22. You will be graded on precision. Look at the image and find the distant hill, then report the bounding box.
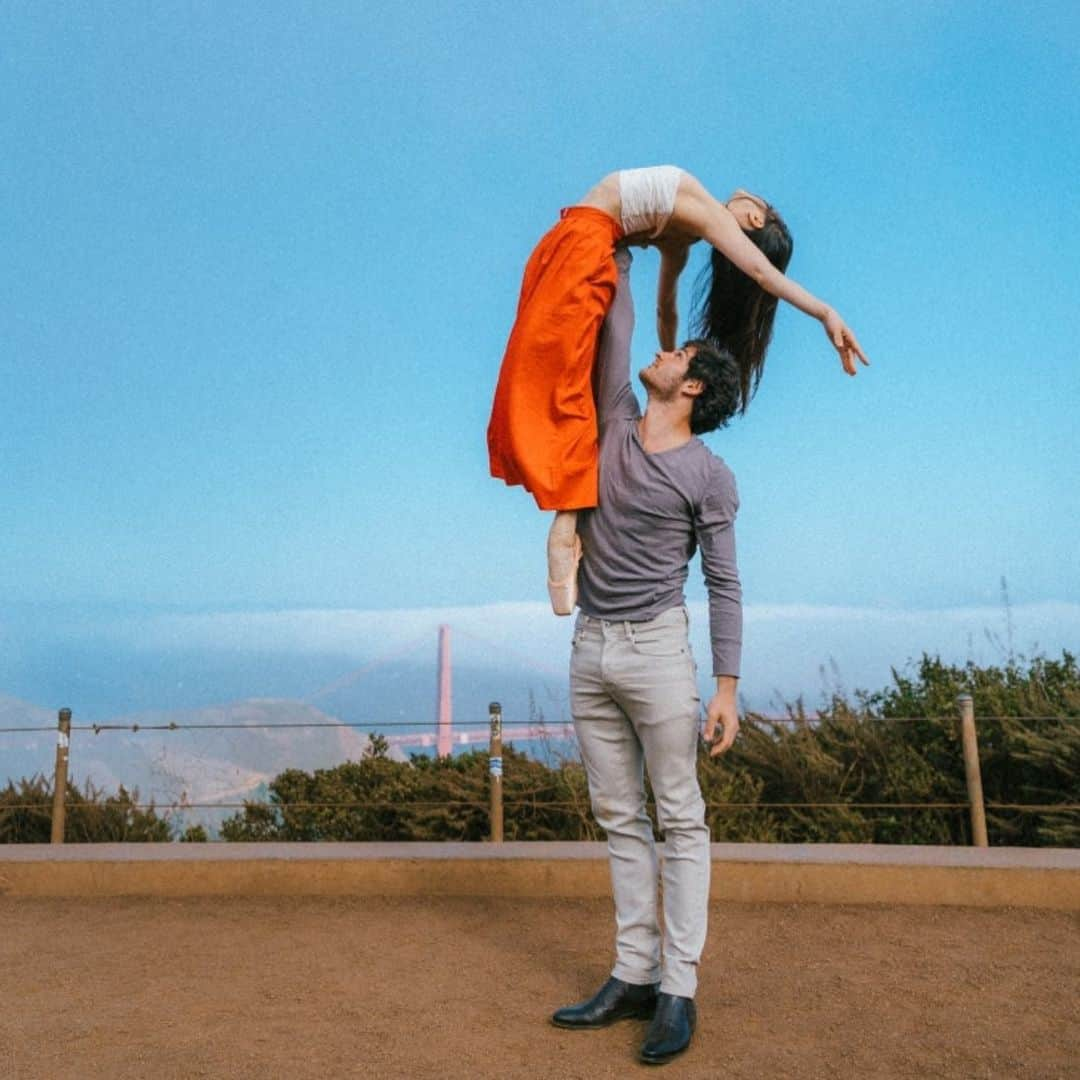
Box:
[0,694,59,786]
[0,647,575,839]
[0,695,414,838]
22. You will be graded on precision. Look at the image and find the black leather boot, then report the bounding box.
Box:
[639,992,696,1064]
[550,976,660,1029]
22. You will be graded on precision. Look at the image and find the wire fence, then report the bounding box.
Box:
[3,715,1078,735]
[3,800,1078,812]
[2,699,1078,845]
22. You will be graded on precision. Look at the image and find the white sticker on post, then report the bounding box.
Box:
[57,732,69,750]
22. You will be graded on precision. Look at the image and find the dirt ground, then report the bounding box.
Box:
[1,895,1077,1080]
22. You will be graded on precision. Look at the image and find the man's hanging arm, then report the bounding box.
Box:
[696,472,742,756]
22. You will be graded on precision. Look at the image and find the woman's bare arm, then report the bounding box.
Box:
[655,241,690,350]
[674,177,870,374]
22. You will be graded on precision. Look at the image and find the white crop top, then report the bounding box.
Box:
[618,165,683,239]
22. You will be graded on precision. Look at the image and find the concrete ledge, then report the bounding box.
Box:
[1,842,1078,908]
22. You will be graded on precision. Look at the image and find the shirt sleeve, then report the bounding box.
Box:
[594,246,641,425]
[695,465,742,677]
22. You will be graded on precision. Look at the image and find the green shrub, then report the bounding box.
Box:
[0,774,172,843]
[5,652,1077,846]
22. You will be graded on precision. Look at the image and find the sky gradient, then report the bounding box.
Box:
[2,2,1078,719]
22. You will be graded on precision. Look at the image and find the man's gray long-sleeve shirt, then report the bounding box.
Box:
[576,250,743,677]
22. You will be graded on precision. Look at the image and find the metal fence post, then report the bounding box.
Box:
[51,707,72,844]
[488,702,503,843]
[956,694,988,847]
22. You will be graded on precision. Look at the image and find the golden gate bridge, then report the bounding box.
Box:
[302,624,575,756]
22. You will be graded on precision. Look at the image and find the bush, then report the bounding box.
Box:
[220,741,597,842]
[5,652,1077,846]
[0,774,172,843]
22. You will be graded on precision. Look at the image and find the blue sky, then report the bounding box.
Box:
[2,2,1078,717]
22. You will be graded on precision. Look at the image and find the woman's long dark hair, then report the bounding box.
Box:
[691,206,793,413]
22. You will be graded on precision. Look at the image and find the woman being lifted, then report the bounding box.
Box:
[487,165,869,614]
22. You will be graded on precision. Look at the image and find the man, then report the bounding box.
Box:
[551,247,742,1066]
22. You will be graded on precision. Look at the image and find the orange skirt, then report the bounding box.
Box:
[487,206,624,511]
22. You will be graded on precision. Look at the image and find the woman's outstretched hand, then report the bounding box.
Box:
[822,308,869,375]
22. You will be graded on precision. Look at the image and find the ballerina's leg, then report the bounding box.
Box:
[489,210,621,616]
[547,510,581,616]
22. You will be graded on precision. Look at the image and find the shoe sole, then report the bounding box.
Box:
[639,1048,689,1065]
[639,1030,694,1064]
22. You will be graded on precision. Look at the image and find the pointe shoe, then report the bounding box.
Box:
[547,534,582,616]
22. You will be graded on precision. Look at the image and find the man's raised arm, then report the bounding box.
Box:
[593,247,641,426]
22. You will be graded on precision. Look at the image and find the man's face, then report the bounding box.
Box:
[639,344,697,399]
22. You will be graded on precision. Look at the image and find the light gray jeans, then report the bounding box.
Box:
[570,605,709,998]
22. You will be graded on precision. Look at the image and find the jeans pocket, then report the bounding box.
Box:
[631,624,687,658]
[632,639,687,658]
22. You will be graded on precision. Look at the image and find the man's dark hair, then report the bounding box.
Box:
[684,339,741,435]
[691,204,793,414]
